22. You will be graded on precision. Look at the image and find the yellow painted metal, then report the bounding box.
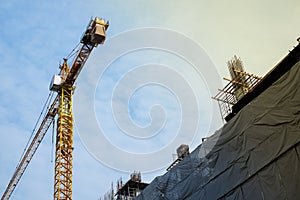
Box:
[1,17,109,200]
[54,85,73,200]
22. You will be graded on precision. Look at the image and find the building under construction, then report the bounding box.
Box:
[135,40,300,199]
[2,15,300,199]
[101,172,149,200]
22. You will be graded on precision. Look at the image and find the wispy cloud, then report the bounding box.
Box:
[1,0,300,199]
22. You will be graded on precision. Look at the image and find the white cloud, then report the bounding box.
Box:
[1,0,299,199]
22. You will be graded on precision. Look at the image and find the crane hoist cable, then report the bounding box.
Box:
[18,91,54,165]
[65,43,81,60]
[51,119,55,163]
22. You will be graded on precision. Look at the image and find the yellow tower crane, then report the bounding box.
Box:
[1,17,109,200]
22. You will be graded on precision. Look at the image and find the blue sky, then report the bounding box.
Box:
[0,0,299,199]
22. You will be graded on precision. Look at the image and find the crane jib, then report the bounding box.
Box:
[1,96,58,200]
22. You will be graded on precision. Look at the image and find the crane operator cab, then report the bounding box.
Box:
[81,17,109,46]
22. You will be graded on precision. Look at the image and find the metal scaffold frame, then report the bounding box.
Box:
[213,69,262,121]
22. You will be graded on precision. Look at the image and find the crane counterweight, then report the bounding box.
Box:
[81,17,109,46]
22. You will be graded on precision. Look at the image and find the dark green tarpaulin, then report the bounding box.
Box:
[137,61,300,200]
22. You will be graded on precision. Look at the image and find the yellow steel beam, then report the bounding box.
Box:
[54,86,73,200]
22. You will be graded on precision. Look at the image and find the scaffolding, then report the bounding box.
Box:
[102,183,114,200]
[101,172,148,200]
[212,56,262,120]
[116,172,148,200]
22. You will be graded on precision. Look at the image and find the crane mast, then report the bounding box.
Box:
[1,17,109,200]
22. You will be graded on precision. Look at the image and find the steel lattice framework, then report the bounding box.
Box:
[1,97,58,200]
[1,17,109,200]
[54,86,73,200]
